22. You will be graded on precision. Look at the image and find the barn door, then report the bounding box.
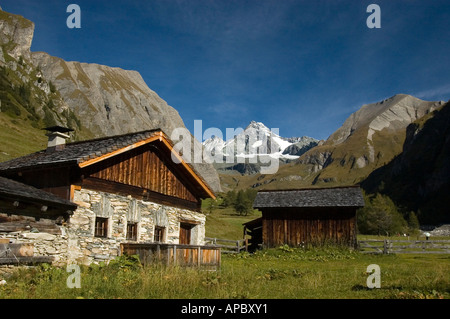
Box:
[179,223,192,245]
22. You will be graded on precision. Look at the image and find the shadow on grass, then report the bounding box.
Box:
[351,284,404,291]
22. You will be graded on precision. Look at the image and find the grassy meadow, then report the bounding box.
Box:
[0,199,448,300]
[0,247,448,299]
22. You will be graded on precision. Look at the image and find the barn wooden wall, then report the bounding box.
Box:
[262,207,357,248]
[10,167,72,200]
[83,146,197,203]
[120,243,221,268]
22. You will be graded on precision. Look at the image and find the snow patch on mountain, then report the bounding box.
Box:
[202,121,319,162]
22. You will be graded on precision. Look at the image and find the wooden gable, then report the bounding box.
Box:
[0,129,215,212]
[81,142,197,203]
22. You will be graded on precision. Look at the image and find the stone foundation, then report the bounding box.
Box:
[0,188,206,266]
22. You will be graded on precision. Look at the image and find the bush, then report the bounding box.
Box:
[407,211,421,236]
[222,190,236,207]
[357,193,408,235]
[108,254,142,270]
[219,189,257,216]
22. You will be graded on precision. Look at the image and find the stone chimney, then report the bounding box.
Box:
[43,126,73,152]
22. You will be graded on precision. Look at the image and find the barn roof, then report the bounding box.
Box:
[0,129,163,171]
[253,186,365,208]
[0,176,77,218]
[0,129,215,199]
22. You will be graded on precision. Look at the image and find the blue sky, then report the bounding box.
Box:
[1,0,450,140]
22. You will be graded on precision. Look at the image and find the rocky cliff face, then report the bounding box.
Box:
[298,94,443,172]
[248,94,445,190]
[362,101,450,224]
[0,9,84,138]
[31,52,186,138]
[0,9,33,60]
[0,9,221,193]
[327,94,442,147]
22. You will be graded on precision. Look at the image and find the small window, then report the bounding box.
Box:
[154,226,165,243]
[95,217,108,238]
[127,222,138,241]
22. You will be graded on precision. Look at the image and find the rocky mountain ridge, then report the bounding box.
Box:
[297,94,443,173]
[0,9,87,143]
[202,121,318,175]
[203,121,318,159]
[362,100,450,224]
[231,94,445,191]
[31,52,186,138]
[0,8,221,193]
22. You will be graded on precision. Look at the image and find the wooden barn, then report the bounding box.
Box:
[244,186,364,249]
[0,127,219,266]
[0,175,77,220]
[0,176,77,265]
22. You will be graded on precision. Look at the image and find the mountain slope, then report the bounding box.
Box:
[0,10,94,162]
[362,101,450,224]
[239,94,444,190]
[31,52,185,138]
[0,8,221,192]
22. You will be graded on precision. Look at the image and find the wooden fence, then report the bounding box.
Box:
[358,239,450,254]
[204,237,248,254]
[120,243,221,269]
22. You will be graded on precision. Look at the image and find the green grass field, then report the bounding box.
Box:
[0,247,448,299]
[204,205,261,240]
[0,201,448,300]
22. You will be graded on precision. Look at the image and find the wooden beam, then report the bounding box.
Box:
[69,185,81,201]
[0,256,54,265]
[0,198,74,220]
[78,135,160,168]
[179,218,201,225]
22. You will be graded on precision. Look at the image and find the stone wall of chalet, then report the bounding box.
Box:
[68,188,205,265]
[0,188,206,266]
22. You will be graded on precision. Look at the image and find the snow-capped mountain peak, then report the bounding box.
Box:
[246,120,271,131]
[202,121,319,162]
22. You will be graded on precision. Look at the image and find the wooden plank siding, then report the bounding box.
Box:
[261,207,357,248]
[83,145,198,203]
[10,166,73,201]
[120,243,221,268]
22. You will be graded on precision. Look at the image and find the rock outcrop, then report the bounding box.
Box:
[327,94,442,146]
[299,94,444,171]
[251,94,445,190]
[0,9,34,60]
[362,101,450,224]
[0,9,221,193]
[31,52,186,138]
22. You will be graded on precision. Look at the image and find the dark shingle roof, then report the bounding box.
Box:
[0,129,215,199]
[0,176,77,209]
[253,186,365,208]
[0,129,162,172]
